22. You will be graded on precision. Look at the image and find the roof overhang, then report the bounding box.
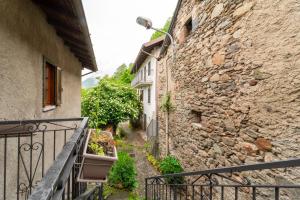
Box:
[131,36,165,74]
[33,0,97,71]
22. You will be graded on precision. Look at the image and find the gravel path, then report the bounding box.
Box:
[121,122,159,197]
[107,122,159,199]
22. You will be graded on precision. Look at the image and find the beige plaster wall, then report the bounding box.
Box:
[0,0,84,199]
[0,0,82,120]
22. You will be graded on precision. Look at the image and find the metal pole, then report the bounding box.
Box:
[145,178,148,200]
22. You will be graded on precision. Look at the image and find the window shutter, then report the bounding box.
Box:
[55,67,62,106]
[43,65,48,107]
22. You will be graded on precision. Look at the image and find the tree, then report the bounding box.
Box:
[150,18,171,41]
[112,63,134,85]
[81,77,142,131]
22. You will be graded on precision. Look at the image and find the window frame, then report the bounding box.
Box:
[42,57,62,112]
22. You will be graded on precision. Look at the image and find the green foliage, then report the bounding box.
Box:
[102,184,118,199]
[108,151,137,191]
[146,153,160,172]
[81,78,142,129]
[150,18,171,41]
[160,156,184,184]
[88,142,104,156]
[160,92,174,113]
[112,63,134,85]
[115,139,134,153]
[128,191,145,200]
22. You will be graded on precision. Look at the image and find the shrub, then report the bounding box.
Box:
[160,156,184,184]
[108,151,137,190]
[81,78,142,130]
[146,153,160,172]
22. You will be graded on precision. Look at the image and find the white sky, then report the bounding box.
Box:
[82,0,177,79]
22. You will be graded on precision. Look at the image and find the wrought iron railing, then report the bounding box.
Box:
[0,117,102,200]
[145,158,300,199]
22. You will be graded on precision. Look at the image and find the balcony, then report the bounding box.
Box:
[0,117,103,200]
[131,70,154,88]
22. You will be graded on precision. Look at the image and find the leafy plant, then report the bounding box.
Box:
[102,184,118,199]
[108,151,137,191]
[87,130,116,156]
[128,191,145,200]
[160,156,184,184]
[160,92,174,113]
[146,153,160,172]
[81,78,142,130]
[88,142,105,156]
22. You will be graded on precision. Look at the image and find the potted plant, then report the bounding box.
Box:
[78,129,118,182]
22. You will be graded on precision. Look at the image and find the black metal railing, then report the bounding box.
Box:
[145,158,300,199]
[0,117,102,200]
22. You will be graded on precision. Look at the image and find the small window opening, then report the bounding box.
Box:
[179,17,193,44]
[185,18,193,36]
[191,110,202,124]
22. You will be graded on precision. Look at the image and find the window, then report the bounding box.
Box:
[148,87,151,103]
[178,16,193,44]
[140,89,144,102]
[148,61,151,76]
[185,18,193,36]
[191,110,202,123]
[140,69,143,80]
[43,61,62,110]
[144,66,146,81]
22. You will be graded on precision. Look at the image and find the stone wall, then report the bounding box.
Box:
[157,0,300,198]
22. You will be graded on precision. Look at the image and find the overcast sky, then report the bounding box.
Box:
[82,0,177,79]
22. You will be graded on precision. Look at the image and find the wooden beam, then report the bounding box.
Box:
[35,0,76,19]
[47,18,82,34]
[57,31,85,45]
[64,41,88,51]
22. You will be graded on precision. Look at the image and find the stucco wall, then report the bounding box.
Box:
[0,0,82,120]
[0,0,83,199]
[157,0,300,199]
[135,47,160,127]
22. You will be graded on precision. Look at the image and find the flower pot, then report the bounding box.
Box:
[77,129,117,182]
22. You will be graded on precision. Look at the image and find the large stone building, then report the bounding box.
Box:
[0,0,97,199]
[157,0,300,198]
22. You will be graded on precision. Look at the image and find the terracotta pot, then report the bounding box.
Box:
[77,129,117,182]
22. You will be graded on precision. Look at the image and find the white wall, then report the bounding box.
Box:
[135,47,161,127]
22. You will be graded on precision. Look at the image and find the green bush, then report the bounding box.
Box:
[109,151,137,190]
[160,156,184,184]
[81,78,142,130]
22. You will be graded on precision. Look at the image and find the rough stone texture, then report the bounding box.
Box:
[157,0,300,199]
[0,0,82,199]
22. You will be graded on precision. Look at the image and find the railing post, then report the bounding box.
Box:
[98,184,103,200]
[145,178,148,200]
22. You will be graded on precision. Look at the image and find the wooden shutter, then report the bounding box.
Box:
[43,64,48,107]
[55,67,62,106]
